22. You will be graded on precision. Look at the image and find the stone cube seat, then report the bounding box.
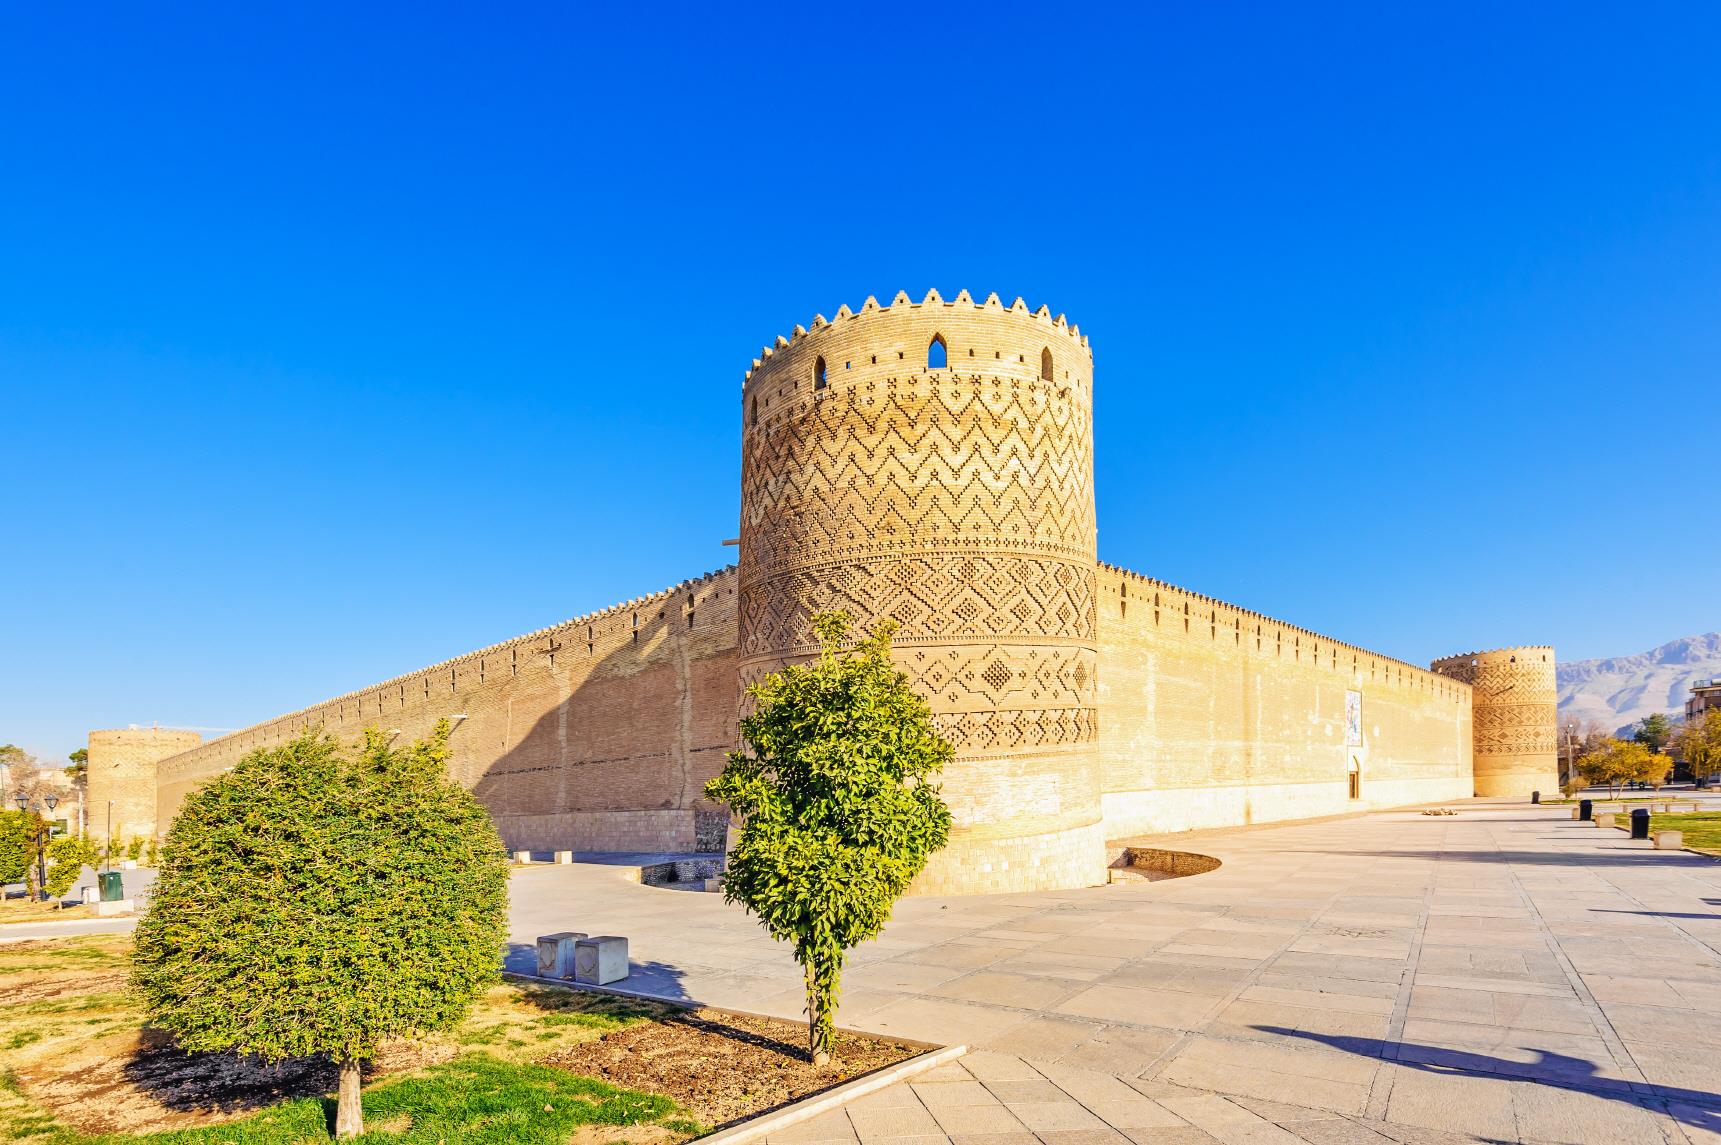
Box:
[574,936,628,985]
[536,931,586,978]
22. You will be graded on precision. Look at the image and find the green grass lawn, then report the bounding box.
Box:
[0,937,702,1144]
[1,1056,689,1144]
[1544,794,1690,805]
[1643,811,1721,852]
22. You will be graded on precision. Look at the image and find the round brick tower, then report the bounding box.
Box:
[1430,647,1559,798]
[738,289,1103,893]
[86,727,202,844]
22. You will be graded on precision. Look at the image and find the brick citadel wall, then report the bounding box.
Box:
[154,569,741,854]
[1096,567,1474,835]
[127,289,1546,893]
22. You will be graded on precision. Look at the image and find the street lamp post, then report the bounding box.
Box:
[14,792,60,902]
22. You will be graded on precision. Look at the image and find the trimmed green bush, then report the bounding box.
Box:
[132,720,509,1138]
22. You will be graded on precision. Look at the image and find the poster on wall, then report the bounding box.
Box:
[1345,690,1363,746]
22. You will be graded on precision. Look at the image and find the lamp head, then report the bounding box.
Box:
[45,794,57,812]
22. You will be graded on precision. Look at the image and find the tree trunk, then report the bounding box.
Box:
[804,961,830,1066]
[334,1057,364,1139]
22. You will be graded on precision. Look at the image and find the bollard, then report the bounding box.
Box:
[1579,798,1593,821]
[1631,808,1651,839]
[1654,830,1684,850]
[1531,790,1541,804]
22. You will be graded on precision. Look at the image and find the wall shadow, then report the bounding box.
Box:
[461,581,738,857]
[1255,1026,1721,1136]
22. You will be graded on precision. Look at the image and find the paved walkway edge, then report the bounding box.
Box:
[698,1042,969,1145]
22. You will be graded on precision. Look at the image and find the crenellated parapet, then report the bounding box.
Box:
[154,567,739,787]
[1431,645,1558,797]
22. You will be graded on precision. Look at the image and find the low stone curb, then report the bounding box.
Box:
[1591,818,1717,858]
[695,1041,968,1145]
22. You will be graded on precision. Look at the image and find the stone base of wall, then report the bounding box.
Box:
[1473,765,1561,799]
[1100,776,1474,840]
[908,819,1109,896]
[494,810,697,854]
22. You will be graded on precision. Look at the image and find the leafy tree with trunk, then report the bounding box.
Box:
[131,721,508,1139]
[66,747,88,784]
[706,612,952,1064]
[1577,737,1673,799]
[44,834,101,902]
[1673,710,1721,782]
[0,809,32,885]
[1634,712,1674,755]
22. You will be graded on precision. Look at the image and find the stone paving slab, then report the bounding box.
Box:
[507,795,1721,1144]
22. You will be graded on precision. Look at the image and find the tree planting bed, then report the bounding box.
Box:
[0,936,923,1143]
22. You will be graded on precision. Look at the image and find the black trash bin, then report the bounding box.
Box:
[1579,798,1594,821]
[1531,790,1540,804]
[98,871,125,902]
[1631,808,1651,840]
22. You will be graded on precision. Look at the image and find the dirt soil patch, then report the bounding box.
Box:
[540,1005,923,1131]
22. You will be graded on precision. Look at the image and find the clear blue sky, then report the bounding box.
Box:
[4,3,1718,765]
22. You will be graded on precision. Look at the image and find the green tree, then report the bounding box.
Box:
[706,612,952,1064]
[0,809,31,885]
[1635,712,1674,755]
[131,721,508,1138]
[66,747,88,784]
[1578,738,1673,799]
[44,834,101,901]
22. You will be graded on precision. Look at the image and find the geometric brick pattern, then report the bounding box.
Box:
[737,291,1105,892]
[1430,646,1559,796]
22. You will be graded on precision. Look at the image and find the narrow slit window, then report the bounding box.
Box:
[928,334,948,370]
[1040,347,1053,380]
[814,356,827,389]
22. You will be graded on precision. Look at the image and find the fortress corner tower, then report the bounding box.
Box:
[86,727,203,845]
[737,290,1105,893]
[1430,647,1559,798]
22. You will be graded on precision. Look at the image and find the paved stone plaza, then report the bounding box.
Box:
[509,799,1721,1145]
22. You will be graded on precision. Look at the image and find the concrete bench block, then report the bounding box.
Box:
[703,876,724,892]
[574,935,629,985]
[93,899,134,917]
[1655,830,1684,850]
[1595,813,1615,828]
[513,850,533,864]
[554,850,574,865]
[535,931,586,978]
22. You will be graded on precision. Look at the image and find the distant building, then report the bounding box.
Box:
[1689,678,1721,723]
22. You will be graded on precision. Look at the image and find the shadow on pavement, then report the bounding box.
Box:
[502,941,694,1003]
[1256,1026,1721,1137]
